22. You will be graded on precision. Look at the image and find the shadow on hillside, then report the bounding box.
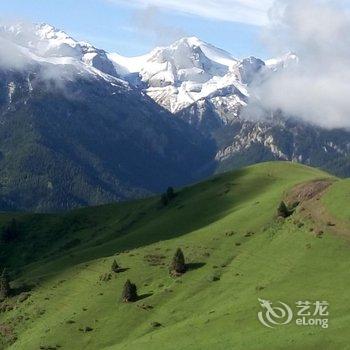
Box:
[116,268,129,273]
[9,166,284,279]
[186,262,205,271]
[80,168,277,257]
[11,283,35,296]
[137,293,153,301]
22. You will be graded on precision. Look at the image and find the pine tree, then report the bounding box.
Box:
[160,193,169,207]
[166,187,175,200]
[1,218,19,243]
[111,259,120,273]
[0,268,10,300]
[277,201,290,218]
[170,248,186,276]
[122,279,138,302]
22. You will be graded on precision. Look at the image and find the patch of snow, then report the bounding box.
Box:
[8,82,15,104]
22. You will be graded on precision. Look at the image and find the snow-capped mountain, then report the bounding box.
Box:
[0,22,294,120]
[0,23,123,84]
[0,23,214,211]
[108,37,258,117]
[108,36,350,178]
[1,22,350,211]
[0,23,266,123]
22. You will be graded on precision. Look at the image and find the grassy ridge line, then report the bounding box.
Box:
[2,162,311,278]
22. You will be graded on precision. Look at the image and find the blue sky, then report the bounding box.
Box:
[0,0,273,59]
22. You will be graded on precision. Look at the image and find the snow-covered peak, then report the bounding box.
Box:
[108,37,245,113]
[167,36,238,67]
[36,23,84,46]
[110,36,238,78]
[33,23,93,57]
[0,22,118,78]
[0,22,82,55]
[0,22,299,120]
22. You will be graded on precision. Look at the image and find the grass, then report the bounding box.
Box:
[322,178,350,223]
[0,161,349,350]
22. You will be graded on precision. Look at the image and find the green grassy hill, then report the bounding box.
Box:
[0,161,349,350]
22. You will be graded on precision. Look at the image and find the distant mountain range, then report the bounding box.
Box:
[0,22,350,211]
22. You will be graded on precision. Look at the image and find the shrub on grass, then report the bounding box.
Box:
[207,272,221,282]
[99,273,112,282]
[122,280,138,302]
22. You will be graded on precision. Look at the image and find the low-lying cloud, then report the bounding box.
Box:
[245,0,350,129]
[0,37,29,70]
[0,21,33,70]
[0,20,80,89]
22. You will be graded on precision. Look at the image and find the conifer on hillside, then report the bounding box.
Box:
[169,248,186,276]
[166,187,175,200]
[0,269,11,300]
[160,186,176,207]
[160,193,169,206]
[277,201,290,218]
[111,259,120,273]
[1,218,19,243]
[122,279,138,302]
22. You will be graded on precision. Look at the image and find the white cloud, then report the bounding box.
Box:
[108,0,274,26]
[245,0,350,129]
[132,6,187,45]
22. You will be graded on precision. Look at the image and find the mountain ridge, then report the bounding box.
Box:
[0,23,216,212]
[1,22,350,211]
